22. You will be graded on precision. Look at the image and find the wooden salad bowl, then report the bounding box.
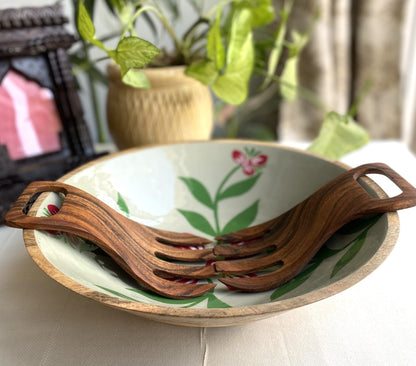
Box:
[13,141,403,327]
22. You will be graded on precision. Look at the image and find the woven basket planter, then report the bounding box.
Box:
[106,62,213,149]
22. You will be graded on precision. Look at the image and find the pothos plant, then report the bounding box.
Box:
[76,0,291,105]
[75,0,369,158]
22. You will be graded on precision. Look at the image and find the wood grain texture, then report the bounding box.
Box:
[215,163,416,292]
[4,181,217,299]
[6,162,415,300]
[6,142,406,326]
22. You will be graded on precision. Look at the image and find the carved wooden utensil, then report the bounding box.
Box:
[4,181,217,299]
[5,163,416,299]
[213,163,416,292]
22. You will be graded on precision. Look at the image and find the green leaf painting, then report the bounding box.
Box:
[117,192,130,217]
[270,215,380,300]
[96,283,231,308]
[178,147,268,236]
[330,229,367,278]
[44,144,382,309]
[270,262,319,300]
[177,210,217,237]
[179,177,214,209]
[218,173,261,200]
[221,200,259,235]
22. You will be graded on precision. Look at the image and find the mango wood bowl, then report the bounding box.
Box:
[22,141,399,327]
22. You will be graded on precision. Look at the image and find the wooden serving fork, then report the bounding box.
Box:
[4,181,217,299]
[213,163,416,292]
[5,163,416,299]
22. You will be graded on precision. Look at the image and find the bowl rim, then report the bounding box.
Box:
[22,139,399,325]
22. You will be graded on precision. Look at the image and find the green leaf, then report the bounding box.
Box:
[310,246,342,264]
[279,30,308,100]
[179,177,214,209]
[207,8,225,71]
[287,30,309,57]
[221,200,259,235]
[177,209,216,236]
[307,111,370,160]
[218,173,261,201]
[116,192,130,217]
[224,8,253,69]
[119,4,134,26]
[270,262,319,300]
[212,8,254,105]
[114,36,160,72]
[233,0,275,28]
[279,57,298,100]
[77,2,96,42]
[207,294,231,308]
[185,60,218,86]
[121,68,150,88]
[77,2,107,51]
[73,0,95,32]
[331,229,367,278]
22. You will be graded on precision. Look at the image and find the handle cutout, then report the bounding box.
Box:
[359,173,403,199]
[23,191,43,215]
[23,190,66,217]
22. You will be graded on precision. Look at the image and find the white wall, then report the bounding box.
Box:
[401,0,416,150]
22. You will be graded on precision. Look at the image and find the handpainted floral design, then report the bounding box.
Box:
[39,156,379,309]
[232,149,267,176]
[269,214,381,300]
[46,204,59,216]
[178,147,268,237]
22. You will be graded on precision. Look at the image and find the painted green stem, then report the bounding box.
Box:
[213,165,240,235]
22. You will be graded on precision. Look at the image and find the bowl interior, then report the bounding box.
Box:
[26,141,395,323]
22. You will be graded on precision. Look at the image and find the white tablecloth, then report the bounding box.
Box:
[1,141,415,366]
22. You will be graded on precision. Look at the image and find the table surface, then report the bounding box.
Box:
[1,141,416,366]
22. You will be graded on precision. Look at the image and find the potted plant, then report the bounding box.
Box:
[74,0,295,147]
[75,0,369,158]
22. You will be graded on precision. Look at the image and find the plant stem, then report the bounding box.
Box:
[81,40,107,143]
[257,68,329,112]
[205,0,234,18]
[182,17,209,53]
[213,165,240,235]
[123,5,183,53]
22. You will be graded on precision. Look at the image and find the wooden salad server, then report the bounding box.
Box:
[213,163,416,292]
[5,163,416,298]
[4,181,217,299]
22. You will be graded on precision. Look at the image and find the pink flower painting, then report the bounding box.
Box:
[232,150,268,176]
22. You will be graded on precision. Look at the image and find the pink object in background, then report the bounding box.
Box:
[0,70,62,160]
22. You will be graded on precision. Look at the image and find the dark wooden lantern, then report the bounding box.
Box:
[0,3,101,223]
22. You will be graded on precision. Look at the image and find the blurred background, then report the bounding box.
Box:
[2,0,416,152]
